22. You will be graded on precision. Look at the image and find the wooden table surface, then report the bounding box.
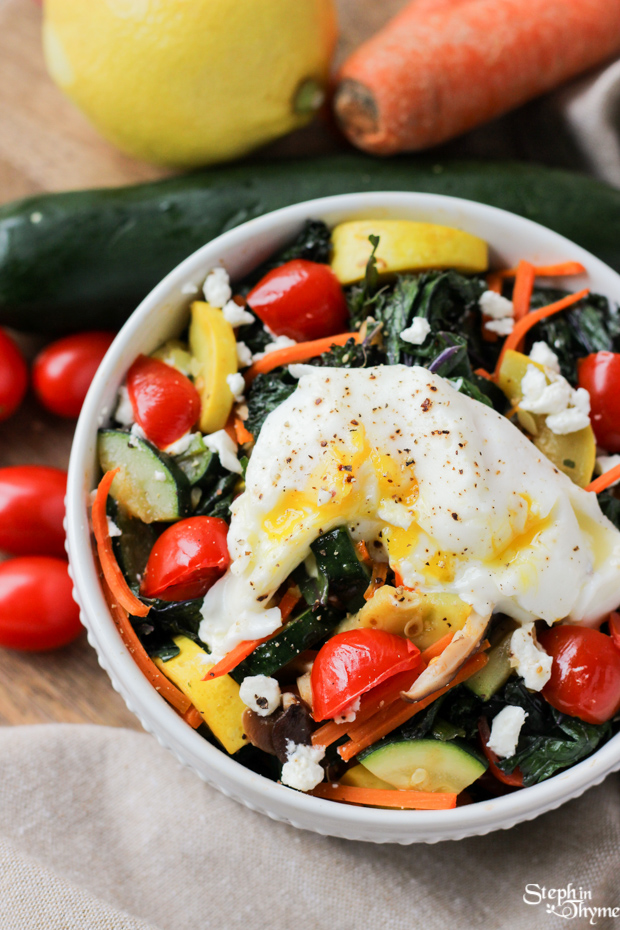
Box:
[0,0,409,728]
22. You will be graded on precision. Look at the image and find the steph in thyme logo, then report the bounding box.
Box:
[524,884,620,924]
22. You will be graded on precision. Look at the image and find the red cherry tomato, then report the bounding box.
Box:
[126,355,201,449]
[538,625,620,725]
[140,516,229,601]
[0,466,66,557]
[0,557,82,651]
[311,629,420,722]
[0,329,28,422]
[246,259,349,342]
[608,612,620,652]
[32,331,115,418]
[478,718,524,788]
[577,352,620,452]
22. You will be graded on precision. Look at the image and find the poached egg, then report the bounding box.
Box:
[199,366,620,660]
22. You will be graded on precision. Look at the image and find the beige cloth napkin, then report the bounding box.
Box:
[0,724,619,930]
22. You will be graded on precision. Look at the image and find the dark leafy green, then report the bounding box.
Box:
[245,369,297,438]
[437,678,614,787]
[599,490,620,531]
[529,287,620,383]
[195,469,238,521]
[131,597,207,658]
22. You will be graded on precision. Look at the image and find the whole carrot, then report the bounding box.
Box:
[334,0,620,155]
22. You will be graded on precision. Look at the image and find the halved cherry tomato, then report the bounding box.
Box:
[246,259,349,342]
[126,355,201,449]
[32,331,115,418]
[0,557,82,651]
[140,516,229,601]
[310,629,420,722]
[478,717,524,788]
[0,466,66,557]
[0,329,28,422]
[538,625,620,725]
[577,352,620,452]
[608,612,620,652]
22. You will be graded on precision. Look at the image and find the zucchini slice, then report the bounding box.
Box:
[229,606,339,683]
[98,429,191,523]
[360,738,487,793]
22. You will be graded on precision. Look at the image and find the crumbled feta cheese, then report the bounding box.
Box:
[546,407,591,435]
[114,385,135,426]
[484,317,514,336]
[239,675,281,717]
[223,300,254,328]
[400,317,431,345]
[236,341,253,368]
[106,517,122,538]
[520,366,572,415]
[510,623,553,691]
[153,470,166,482]
[203,267,232,308]
[281,740,325,792]
[572,387,591,417]
[529,341,560,373]
[252,333,297,362]
[181,282,199,295]
[130,422,147,441]
[164,431,198,455]
[236,403,249,421]
[480,290,514,320]
[487,705,528,758]
[226,372,246,403]
[520,364,591,435]
[334,696,361,725]
[597,454,620,488]
[203,429,242,474]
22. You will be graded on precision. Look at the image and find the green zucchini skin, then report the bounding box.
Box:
[2,156,620,333]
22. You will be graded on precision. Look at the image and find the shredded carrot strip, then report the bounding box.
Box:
[311,718,350,748]
[339,652,488,762]
[497,261,587,279]
[363,561,388,600]
[495,288,589,376]
[586,462,620,494]
[310,783,457,810]
[182,705,204,729]
[420,631,455,662]
[92,469,150,618]
[355,540,371,563]
[485,271,504,294]
[244,332,362,383]
[98,564,191,715]
[474,367,493,380]
[234,417,253,445]
[204,634,276,680]
[278,587,301,622]
[511,260,536,322]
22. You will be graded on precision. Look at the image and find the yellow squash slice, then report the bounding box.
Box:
[189,301,238,434]
[330,220,488,285]
[352,585,472,651]
[154,635,247,754]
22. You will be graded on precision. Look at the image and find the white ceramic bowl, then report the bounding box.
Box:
[67,192,620,844]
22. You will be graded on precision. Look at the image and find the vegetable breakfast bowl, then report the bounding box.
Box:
[66,192,620,844]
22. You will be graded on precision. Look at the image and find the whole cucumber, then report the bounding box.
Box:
[2,155,619,333]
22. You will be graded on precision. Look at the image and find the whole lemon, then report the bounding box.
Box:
[43,0,337,167]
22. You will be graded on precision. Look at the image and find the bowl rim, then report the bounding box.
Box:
[67,190,620,843]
